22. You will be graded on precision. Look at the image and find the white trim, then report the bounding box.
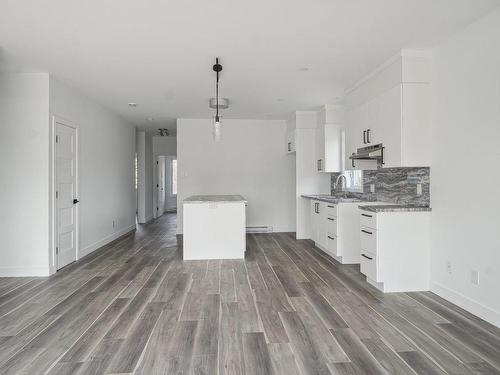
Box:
[272,226,296,233]
[431,281,500,328]
[50,115,80,274]
[79,224,136,258]
[0,267,51,277]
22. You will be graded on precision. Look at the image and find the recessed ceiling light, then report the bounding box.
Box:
[128,102,137,107]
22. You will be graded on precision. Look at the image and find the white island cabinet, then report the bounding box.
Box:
[183,195,246,260]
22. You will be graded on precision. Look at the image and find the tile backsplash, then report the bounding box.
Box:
[331,167,430,207]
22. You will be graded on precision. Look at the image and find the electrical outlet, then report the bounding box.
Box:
[446,261,452,274]
[416,183,422,195]
[370,184,375,193]
[471,270,479,285]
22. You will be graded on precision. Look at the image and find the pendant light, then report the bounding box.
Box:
[212,57,223,142]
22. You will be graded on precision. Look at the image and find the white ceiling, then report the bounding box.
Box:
[1,0,499,131]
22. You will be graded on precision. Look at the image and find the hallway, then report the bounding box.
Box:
[0,214,499,374]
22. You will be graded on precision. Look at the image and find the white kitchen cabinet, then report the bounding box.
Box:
[286,130,296,154]
[344,51,431,169]
[310,200,327,248]
[315,105,343,172]
[358,209,430,292]
[308,200,387,264]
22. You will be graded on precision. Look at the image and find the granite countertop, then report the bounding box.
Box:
[302,194,431,212]
[184,195,247,204]
[301,194,364,204]
[359,205,432,213]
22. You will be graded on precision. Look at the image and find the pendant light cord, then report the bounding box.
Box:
[216,57,219,120]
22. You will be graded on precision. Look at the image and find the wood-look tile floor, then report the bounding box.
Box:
[1,213,500,374]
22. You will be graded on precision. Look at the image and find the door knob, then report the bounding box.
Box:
[73,199,79,204]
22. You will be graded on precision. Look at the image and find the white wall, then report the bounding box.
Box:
[429,8,500,327]
[177,118,295,234]
[0,73,51,276]
[49,77,136,261]
[153,135,177,156]
[0,74,136,276]
[137,131,153,223]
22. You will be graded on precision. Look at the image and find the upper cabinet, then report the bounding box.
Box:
[316,104,344,173]
[286,129,296,154]
[344,50,431,169]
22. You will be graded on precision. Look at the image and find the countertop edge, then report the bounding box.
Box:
[358,205,432,213]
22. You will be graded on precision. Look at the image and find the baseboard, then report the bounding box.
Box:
[431,281,500,328]
[79,224,136,259]
[138,215,153,224]
[272,227,296,233]
[0,266,51,277]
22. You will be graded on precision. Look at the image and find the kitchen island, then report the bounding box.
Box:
[182,195,247,260]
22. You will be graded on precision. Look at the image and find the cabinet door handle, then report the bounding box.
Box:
[328,236,335,240]
[361,253,373,260]
[287,142,291,152]
[361,214,373,218]
[366,129,371,143]
[363,130,366,144]
[327,205,335,208]
[328,217,335,221]
[317,203,320,214]
[361,229,373,235]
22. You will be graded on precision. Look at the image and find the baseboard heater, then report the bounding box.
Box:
[246,226,273,233]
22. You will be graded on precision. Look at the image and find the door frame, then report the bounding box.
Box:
[49,115,80,274]
[164,156,177,212]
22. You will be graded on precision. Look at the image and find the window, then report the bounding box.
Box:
[344,170,364,193]
[171,159,177,195]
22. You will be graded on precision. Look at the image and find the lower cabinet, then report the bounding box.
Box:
[358,209,431,292]
[310,200,327,249]
[309,200,368,264]
[360,252,378,282]
[326,234,338,255]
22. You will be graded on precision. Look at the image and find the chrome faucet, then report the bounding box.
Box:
[334,174,347,192]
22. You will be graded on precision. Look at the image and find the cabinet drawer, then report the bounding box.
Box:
[360,226,377,254]
[326,216,337,236]
[326,204,337,217]
[360,211,376,229]
[360,252,379,281]
[326,234,338,256]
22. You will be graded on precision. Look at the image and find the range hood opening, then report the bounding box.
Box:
[349,143,385,168]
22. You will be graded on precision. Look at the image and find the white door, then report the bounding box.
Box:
[157,156,166,215]
[55,122,78,269]
[164,157,177,211]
